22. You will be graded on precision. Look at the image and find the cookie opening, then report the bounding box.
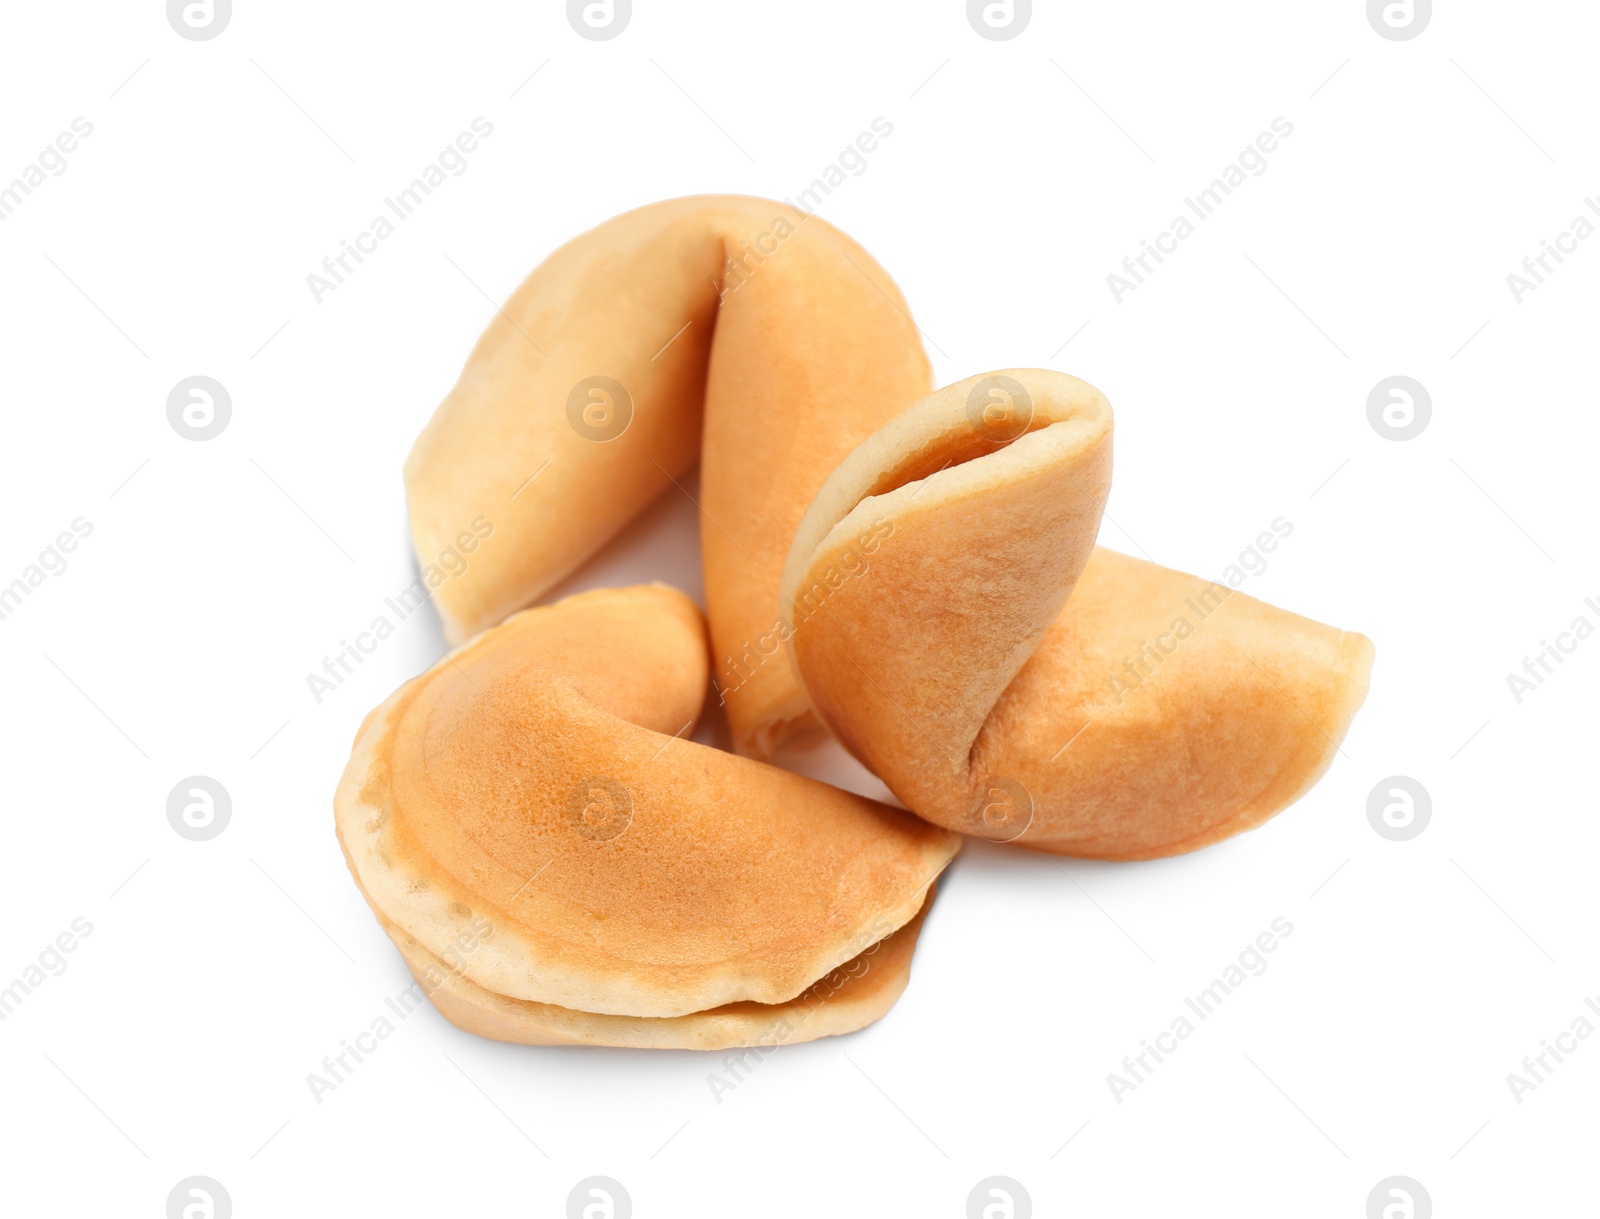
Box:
[857,417,1055,503]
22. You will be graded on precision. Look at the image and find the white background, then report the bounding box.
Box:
[1,1,1594,1215]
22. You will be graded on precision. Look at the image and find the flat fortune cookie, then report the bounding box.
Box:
[780,369,1375,860]
[334,584,957,1048]
[403,195,931,757]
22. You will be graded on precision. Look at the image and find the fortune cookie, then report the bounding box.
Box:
[403,195,931,757]
[781,370,1375,860]
[335,584,957,1048]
